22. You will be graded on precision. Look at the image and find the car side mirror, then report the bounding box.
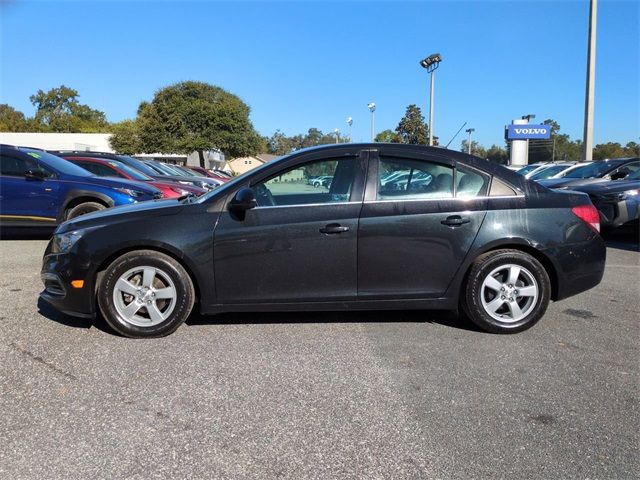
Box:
[25,169,45,181]
[229,187,257,212]
[610,171,627,180]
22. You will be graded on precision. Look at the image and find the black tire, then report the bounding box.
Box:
[66,201,106,220]
[97,250,195,338]
[461,249,551,334]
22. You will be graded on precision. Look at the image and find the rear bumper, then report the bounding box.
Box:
[40,248,95,318]
[543,232,606,301]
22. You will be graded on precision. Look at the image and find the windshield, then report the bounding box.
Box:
[179,166,205,177]
[107,160,152,181]
[20,148,93,177]
[153,162,183,175]
[529,165,571,180]
[563,161,623,179]
[517,165,540,175]
[116,156,161,177]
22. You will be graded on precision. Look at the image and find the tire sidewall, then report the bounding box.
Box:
[465,251,550,334]
[98,251,194,338]
[67,202,105,220]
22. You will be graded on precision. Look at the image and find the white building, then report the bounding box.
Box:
[0,132,226,169]
[0,132,113,152]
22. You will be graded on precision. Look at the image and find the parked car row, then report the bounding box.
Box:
[0,145,229,227]
[515,157,639,229]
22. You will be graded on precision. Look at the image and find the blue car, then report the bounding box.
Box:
[0,145,163,227]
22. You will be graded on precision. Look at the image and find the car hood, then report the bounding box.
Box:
[567,179,640,195]
[69,175,160,194]
[56,199,184,233]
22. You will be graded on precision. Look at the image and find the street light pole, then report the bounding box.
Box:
[583,0,597,161]
[420,53,442,146]
[334,128,340,144]
[367,103,376,141]
[465,128,475,155]
[346,117,353,143]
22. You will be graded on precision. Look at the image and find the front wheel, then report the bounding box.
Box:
[66,201,105,220]
[461,249,551,334]
[97,250,195,338]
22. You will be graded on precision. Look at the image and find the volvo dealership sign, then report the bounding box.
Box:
[506,124,551,140]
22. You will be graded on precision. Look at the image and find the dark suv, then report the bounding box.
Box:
[0,145,162,226]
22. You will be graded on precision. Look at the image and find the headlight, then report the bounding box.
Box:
[52,230,84,253]
[115,187,146,198]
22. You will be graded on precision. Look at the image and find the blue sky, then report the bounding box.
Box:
[1,0,638,149]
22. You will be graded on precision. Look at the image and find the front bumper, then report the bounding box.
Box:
[40,246,95,318]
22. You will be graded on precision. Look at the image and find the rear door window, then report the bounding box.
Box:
[377,157,453,200]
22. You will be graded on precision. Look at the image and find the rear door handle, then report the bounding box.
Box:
[319,223,350,234]
[441,215,471,227]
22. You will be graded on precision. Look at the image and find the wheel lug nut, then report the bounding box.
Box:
[501,295,505,300]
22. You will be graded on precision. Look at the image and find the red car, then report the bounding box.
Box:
[186,165,230,182]
[65,157,207,198]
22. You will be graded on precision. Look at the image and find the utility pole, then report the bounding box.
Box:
[583,0,597,160]
[465,128,475,154]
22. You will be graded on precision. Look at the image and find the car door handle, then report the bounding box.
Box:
[319,223,350,234]
[441,215,471,227]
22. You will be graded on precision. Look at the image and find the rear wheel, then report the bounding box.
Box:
[462,249,550,334]
[97,250,195,338]
[66,201,105,220]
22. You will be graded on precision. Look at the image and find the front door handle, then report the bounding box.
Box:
[441,215,471,227]
[319,223,350,234]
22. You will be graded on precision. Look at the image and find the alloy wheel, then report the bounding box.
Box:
[112,266,177,327]
[480,264,538,323]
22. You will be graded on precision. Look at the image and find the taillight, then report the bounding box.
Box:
[572,204,600,233]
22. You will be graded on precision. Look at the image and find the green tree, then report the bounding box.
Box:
[460,140,487,158]
[593,142,628,160]
[109,119,141,154]
[486,144,509,164]
[29,85,108,132]
[266,127,348,154]
[624,141,640,157]
[375,129,399,143]
[268,130,293,155]
[395,104,428,144]
[136,81,261,166]
[0,104,30,132]
[527,118,583,163]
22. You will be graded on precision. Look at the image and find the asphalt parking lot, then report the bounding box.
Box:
[1,228,638,479]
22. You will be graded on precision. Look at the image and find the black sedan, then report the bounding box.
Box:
[562,169,640,229]
[40,144,606,338]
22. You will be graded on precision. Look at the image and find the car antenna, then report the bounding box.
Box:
[445,122,467,149]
